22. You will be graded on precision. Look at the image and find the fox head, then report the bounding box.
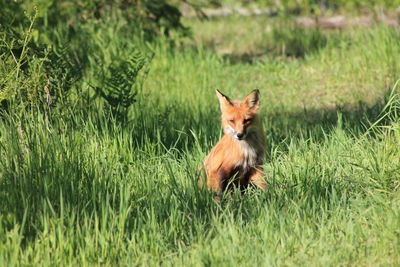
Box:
[216,89,261,140]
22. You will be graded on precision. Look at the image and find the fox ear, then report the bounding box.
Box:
[215,89,233,112]
[244,89,260,111]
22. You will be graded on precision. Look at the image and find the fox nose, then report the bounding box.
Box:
[236,132,245,139]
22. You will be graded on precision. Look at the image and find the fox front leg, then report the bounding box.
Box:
[204,168,232,201]
[248,166,267,190]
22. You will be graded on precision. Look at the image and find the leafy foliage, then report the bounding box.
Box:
[0,13,81,114]
[44,44,82,108]
[0,0,189,40]
[92,52,152,122]
[0,13,46,111]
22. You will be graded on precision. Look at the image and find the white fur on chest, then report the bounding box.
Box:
[236,140,259,170]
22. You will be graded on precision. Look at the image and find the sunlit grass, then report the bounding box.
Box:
[0,15,400,266]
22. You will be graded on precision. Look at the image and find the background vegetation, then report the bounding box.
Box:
[1,0,399,266]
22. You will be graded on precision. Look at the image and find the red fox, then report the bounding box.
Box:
[200,89,267,196]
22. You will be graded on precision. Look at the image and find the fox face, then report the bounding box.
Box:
[216,89,261,140]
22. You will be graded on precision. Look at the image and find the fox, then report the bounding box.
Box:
[200,89,267,197]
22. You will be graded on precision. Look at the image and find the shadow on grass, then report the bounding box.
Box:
[197,22,331,64]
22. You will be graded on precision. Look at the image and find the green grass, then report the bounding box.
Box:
[1,14,400,266]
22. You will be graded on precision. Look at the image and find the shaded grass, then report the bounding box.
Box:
[1,15,400,266]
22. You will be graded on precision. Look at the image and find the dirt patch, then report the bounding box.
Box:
[296,14,399,28]
[182,5,399,28]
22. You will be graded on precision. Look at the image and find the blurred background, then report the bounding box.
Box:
[1,0,399,113]
[1,0,400,115]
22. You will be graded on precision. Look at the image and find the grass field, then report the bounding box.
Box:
[1,13,400,266]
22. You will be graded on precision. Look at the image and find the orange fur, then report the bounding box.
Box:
[200,89,267,194]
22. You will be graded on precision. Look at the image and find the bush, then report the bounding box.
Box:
[0,0,184,115]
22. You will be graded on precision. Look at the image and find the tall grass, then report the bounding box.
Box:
[0,14,400,266]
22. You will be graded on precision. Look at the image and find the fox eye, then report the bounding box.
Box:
[244,118,252,123]
[229,119,234,123]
